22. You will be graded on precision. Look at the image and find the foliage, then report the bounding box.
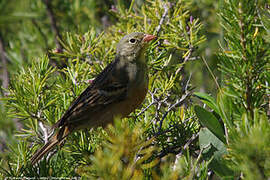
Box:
[218,0,269,123]
[0,0,269,179]
[228,111,270,180]
[1,0,206,178]
[194,0,270,179]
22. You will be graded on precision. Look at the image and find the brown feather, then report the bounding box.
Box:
[31,125,72,164]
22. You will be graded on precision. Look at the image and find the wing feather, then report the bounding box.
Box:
[54,57,128,128]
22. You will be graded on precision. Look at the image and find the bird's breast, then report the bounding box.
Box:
[114,60,148,118]
[122,79,148,117]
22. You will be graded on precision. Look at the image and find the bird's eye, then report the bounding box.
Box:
[129,38,137,44]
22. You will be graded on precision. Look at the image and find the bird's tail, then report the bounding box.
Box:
[31,125,71,165]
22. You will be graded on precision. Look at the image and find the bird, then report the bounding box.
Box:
[31,32,156,164]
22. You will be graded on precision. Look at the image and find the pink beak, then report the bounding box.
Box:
[143,34,156,42]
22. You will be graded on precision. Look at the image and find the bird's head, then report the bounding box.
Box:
[116,32,156,62]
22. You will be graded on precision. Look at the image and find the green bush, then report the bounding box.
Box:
[0,0,269,179]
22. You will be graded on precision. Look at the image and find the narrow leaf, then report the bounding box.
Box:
[195,105,226,144]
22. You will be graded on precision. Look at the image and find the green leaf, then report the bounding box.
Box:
[194,105,226,144]
[199,128,234,178]
[194,92,220,115]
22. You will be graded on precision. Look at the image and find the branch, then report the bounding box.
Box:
[32,19,49,50]
[136,89,159,117]
[0,35,9,95]
[43,0,63,52]
[158,87,192,132]
[175,46,194,75]
[173,132,199,170]
[201,56,221,91]
[156,2,169,37]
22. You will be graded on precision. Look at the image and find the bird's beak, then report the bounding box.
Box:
[143,34,156,42]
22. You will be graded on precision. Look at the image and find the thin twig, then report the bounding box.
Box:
[156,3,169,36]
[136,89,159,117]
[43,0,63,52]
[136,102,156,117]
[32,19,49,50]
[154,115,194,137]
[175,47,194,75]
[173,132,199,170]
[184,72,192,92]
[201,56,221,91]
[158,91,192,132]
[0,35,9,95]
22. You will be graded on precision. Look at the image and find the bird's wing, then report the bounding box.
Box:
[55,57,128,128]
